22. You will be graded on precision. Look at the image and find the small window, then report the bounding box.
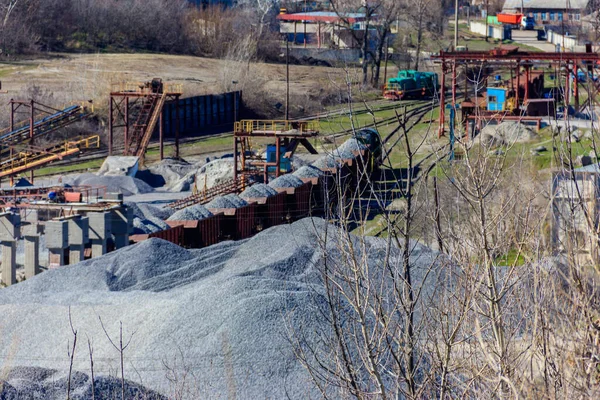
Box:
[575,14,581,21]
[569,14,574,20]
[550,12,555,21]
[488,96,498,103]
[541,12,546,20]
[558,12,563,21]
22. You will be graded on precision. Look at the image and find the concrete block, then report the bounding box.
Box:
[110,207,132,236]
[24,209,39,222]
[24,236,40,279]
[69,245,85,265]
[88,212,111,240]
[48,248,65,268]
[104,192,124,201]
[45,220,68,249]
[91,239,107,258]
[0,213,20,241]
[68,216,89,245]
[1,241,16,286]
[22,223,43,237]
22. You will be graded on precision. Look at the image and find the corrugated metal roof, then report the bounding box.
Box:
[503,0,589,10]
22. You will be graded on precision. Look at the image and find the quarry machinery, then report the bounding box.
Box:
[109,78,183,164]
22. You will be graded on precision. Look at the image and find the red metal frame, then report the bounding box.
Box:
[109,81,182,161]
[432,48,600,136]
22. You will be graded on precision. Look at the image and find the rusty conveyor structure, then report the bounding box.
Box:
[1,102,91,150]
[110,79,182,164]
[0,135,100,181]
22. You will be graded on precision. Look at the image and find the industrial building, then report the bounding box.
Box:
[277,11,368,48]
[502,0,590,24]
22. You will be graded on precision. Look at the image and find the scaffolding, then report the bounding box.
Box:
[233,119,319,183]
[431,46,600,137]
[109,79,182,163]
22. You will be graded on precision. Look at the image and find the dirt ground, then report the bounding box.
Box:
[0,53,391,119]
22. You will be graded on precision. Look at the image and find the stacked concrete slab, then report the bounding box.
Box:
[22,223,43,279]
[110,206,133,250]
[89,212,111,258]
[68,216,89,264]
[46,219,68,268]
[0,213,20,286]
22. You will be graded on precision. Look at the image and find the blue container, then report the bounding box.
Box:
[487,87,507,112]
[266,145,291,173]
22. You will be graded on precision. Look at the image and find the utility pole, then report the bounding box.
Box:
[454,0,459,49]
[285,38,290,121]
[383,36,389,87]
[485,0,489,42]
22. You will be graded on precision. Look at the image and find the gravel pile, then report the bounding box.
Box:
[0,366,165,399]
[65,173,153,197]
[0,218,442,399]
[195,158,234,190]
[205,194,248,209]
[97,156,139,177]
[167,204,214,221]
[312,154,340,170]
[293,165,324,178]
[138,158,199,192]
[478,122,538,146]
[240,183,278,199]
[334,138,368,159]
[268,175,304,189]
[132,216,169,235]
[125,202,173,221]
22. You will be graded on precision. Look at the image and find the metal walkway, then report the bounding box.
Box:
[167,177,251,210]
[0,135,100,178]
[124,92,167,161]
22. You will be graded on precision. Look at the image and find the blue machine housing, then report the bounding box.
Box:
[487,87,507,112]
[266,144,291,173]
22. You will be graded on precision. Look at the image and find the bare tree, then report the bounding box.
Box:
[99,317,137,400]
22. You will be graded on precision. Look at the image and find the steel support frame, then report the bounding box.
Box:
[6,99,77,184]
[109,92,180,160]
[433,49,600,136]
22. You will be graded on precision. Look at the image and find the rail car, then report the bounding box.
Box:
[383,70,439,101]
[133,128,384,248]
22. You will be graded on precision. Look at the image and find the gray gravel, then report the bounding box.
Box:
[205,194,248,209]
[65,173,154,197]
[335,138,368,159]
[0,366,165,399]
[312,154,340,169]
[0,218,442,399]
[240,183,278,199]
[293,165,324,178]
[125,202,173,221]
[268,175,304,189]
[132,216,170,235]
[167,204,214,221]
